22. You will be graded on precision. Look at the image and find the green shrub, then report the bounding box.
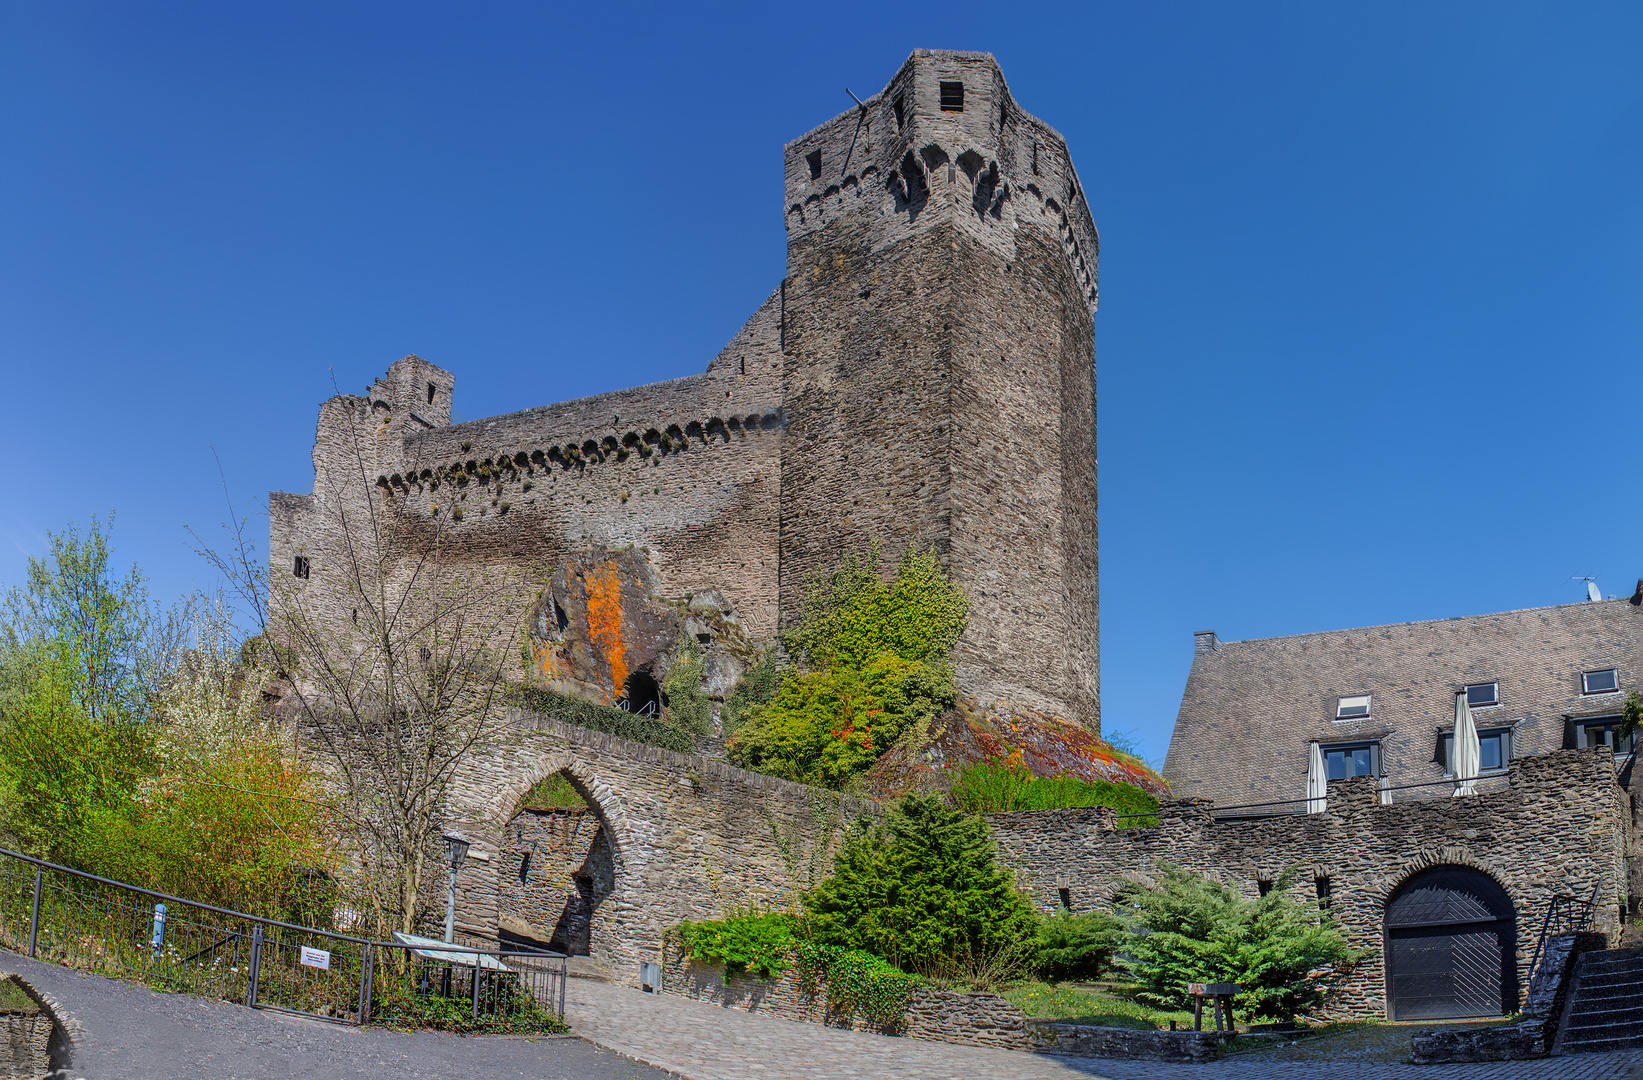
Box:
[674,910,797,980]
[514,773,587,812]
[1035,904,1120,980]
[661,637,712,736]
[728,546,966,788]
[951,760,1159,822]
[803,794,1035,975]
[1118,862,1361,1022]
[782,545,967,672]
[793,941,922,1027]
[722,646,780,738]
[728,653,952,787]
[509,685,692,753]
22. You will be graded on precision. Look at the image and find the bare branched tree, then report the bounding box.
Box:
[195,395,529,939]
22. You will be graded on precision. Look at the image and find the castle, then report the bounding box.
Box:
[271,49,1102,731]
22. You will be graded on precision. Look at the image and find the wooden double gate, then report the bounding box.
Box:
[1384,865,1517,1021]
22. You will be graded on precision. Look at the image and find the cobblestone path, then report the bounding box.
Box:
[566,980,1643,1080]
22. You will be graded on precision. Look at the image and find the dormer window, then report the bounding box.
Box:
[1583,669,1619,695]
[1465,682,1498,708]
[939,81,964,111]
[1323,741,1379,779]
[1336,694,1371,720]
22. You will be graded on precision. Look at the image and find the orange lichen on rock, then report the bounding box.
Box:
[583,562,627,704]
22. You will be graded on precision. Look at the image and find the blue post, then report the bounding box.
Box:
[151,903,166,950]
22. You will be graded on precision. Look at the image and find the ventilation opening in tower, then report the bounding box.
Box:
[619,670,661,717]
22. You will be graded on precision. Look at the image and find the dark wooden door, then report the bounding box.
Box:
[1384,866,1516,1021]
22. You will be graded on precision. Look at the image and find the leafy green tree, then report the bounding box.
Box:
[1118,862,1359,1021]
[804,794,1035,974]
[722,645,780,738]
[0,515,159,724]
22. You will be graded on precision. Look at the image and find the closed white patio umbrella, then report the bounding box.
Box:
[1306,741,1327,813]
[1452,691,1480,797]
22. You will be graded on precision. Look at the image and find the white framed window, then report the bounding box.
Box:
[1465,682,1498,708]
[1583,669,1619,695]
[1335,694,1371,720]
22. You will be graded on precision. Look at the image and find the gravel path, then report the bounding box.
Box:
[0,948,667,1080]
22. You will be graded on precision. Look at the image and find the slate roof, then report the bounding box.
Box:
[1162,592,1643,808]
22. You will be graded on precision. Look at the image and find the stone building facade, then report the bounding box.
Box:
[991,749,1630,1020]
[269,50,1103,731]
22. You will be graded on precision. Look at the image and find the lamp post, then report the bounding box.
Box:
[442,833,470,944]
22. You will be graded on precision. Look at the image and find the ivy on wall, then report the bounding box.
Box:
[509,685,692,753]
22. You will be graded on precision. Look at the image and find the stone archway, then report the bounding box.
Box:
[497,768,616,957]
[1383,864,1517,1021]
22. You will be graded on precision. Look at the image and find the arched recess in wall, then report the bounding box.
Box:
[495,759,627,959]
[1383,864,1517,1021]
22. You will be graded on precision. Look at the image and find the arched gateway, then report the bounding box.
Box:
[441,708,869,980]
[1383,865,1517,1020]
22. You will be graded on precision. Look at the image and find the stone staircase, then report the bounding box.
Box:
[1552,948,1643,1055]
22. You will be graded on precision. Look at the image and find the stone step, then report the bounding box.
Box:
[1572,983,1643,1003]
[1560,1033,1643,1054]
[1564,1011,1643,1036]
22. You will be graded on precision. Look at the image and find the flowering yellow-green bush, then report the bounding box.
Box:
[728,547,966,788]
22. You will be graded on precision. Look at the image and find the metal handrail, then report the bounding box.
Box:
[0,845,561,959]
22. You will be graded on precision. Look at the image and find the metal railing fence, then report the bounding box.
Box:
[0,846,566,1032]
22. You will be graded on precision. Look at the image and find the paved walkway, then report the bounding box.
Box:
[565,979,1643,1080]
[0,949,667,1080]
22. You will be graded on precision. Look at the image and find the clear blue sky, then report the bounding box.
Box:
[2,3,1639,768]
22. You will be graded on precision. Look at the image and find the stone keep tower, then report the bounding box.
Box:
[779,50,1100,729]
[271,50,1100,732]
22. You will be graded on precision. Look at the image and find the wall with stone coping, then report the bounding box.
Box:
[660,947,1033,1050]
[442,707,877,980]
[987,749,1629,1019]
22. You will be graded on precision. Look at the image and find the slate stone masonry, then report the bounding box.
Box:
[988,749,1629,1019]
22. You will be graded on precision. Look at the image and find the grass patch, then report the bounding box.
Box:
[1003,980,1193,1031]
[515,773,588,812]
[0,978,36,1013]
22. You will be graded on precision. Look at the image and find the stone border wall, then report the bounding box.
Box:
[988,749,1628,1019]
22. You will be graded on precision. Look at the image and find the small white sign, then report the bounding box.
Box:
[299,946,331,970]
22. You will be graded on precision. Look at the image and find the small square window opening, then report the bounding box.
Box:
[1584,669,1619,694]
[805,149,822,180]
[939,81,964,111]
[1057,886,1071,910]
[1444,728,1512,773]
[427,382,436,404]
[1256,879,1273,898]
[1314,876,1332,911]
[293,556,310,579]
[1323,742,1377,779]
[1465,682,1498,708]
[1336,694,1371,719]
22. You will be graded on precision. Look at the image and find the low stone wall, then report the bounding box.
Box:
[0,976,51,1080]
[1029,1022,1220,1064]
[661,950,1031,1050]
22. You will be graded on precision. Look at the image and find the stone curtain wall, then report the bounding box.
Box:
[441,706,876,981]
[988,749,1629,1018]
[271,50,1107,736]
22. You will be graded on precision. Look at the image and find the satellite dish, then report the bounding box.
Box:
[1589,580,1603,603]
